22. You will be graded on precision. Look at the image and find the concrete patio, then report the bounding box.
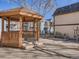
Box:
[0,38,79,59]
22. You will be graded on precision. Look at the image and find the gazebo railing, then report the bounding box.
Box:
[1,31,19,47]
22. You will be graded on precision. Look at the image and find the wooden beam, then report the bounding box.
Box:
[19,16,23,47]
[7,17,10,32]
[33,20,35,37]
[37,21,39,41]
[36,20,39,41]
[19,16,23,34]
[1,17,4,46]
[2,17,4,32]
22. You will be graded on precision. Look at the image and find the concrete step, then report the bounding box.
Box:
[23,41,44,49]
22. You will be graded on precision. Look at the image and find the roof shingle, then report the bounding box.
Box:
[54,2,79,16]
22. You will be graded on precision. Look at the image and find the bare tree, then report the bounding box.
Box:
[8,0,28,7]
[8,0,56,16]
[31,0,55,16]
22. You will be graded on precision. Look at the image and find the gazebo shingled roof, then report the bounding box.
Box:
[0,7,43,22]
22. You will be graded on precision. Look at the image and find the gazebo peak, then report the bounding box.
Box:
[7,7,39,15]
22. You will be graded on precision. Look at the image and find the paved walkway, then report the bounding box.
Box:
[40,38,79,59]
[0,38,79,59]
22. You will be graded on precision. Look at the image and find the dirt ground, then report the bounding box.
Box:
[0,38,79,59]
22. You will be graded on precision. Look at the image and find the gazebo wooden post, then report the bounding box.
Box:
[36,19,39,41]
[19,16,23,47]
[2,17,4,33]
[37,21,39,41]
[7,17,10,44]
[33,20,35,37]
[33,20,36,41]
[8,17,10,32]
[6,17,10,47]
[1,17,4,46]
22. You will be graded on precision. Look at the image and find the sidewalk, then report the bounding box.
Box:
[0,38,79,59]
[39,38,79,59]
[40,38,79,49]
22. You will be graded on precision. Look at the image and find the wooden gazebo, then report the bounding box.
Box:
[0,7,43,48]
